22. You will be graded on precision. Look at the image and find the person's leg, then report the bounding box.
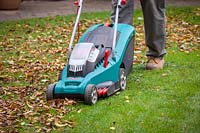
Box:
[111,0,134,25]
[140,0,166,58]
[140,0,166,70]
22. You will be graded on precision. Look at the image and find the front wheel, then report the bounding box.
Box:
[84,84,98,105]
[119,68,127,91]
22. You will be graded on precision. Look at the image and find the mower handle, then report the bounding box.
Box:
[112,0,126,59]
[68,0,83,58]
[68,0,126,59]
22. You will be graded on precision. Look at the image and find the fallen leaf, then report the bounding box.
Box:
[110,126,115,130]
[115,92,120,95]
[162,73,168,77]
[26,101,33,109]
[54,120,72,128]
[0,56,3,71]
[125,96,129,100]
[77,109,82,113]
[8,60,14,65]
[125,100,130,103]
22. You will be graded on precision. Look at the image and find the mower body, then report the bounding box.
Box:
[52,23,134,100]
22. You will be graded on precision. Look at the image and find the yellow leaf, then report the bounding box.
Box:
[110,126,115,130]
[26,101,33,109]
[125,96,129,100]
[125,100,130,103]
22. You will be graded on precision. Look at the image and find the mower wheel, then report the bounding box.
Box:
[58,72,62,80]
[119,68,127,91]
[84,84,98,105]
[46,84,55,100]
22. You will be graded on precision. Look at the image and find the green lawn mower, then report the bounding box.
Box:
[46,0,135,105]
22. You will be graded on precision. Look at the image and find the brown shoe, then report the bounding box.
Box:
[146,57,164,70]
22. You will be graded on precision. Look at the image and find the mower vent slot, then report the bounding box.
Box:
[95,58,104,69]
[69,65,83,72]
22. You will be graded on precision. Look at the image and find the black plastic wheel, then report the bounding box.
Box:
[46,84,55,100]
[84,84,98,105]
[119,68,127,91]
[58,71,62,80]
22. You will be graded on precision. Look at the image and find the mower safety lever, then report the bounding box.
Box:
[104,49,110,68]
[74,1,79,6]
[121,0,126,5]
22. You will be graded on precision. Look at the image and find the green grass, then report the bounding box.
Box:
[166,6,200,25]
[61,50,200,132]
[0,7,200,132]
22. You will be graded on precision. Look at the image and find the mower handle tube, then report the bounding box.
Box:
[112,0,125,59]
[68,0,83,58]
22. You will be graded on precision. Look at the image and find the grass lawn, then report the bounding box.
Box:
[0,7,200,132]
[64,50,200,132]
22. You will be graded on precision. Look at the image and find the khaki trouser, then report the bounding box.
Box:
[111,0,166,57]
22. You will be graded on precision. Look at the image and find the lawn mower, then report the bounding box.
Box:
[46,0,135,105]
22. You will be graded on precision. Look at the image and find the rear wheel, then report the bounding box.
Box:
[46,84,55,100]
[58,71,62,80]
[119,68,127,91]
[84,84,98,105]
